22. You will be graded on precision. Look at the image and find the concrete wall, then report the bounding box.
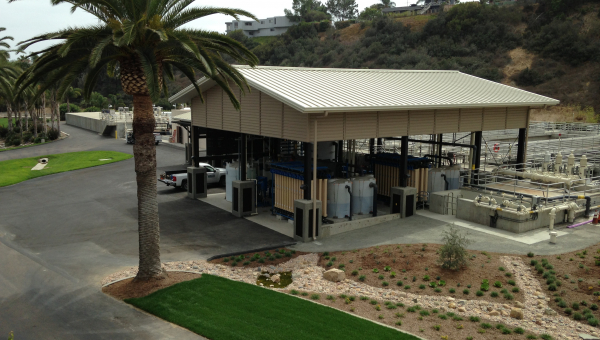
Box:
[65,112,127,137]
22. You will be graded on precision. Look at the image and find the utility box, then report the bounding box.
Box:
[390,187,418,218]
[185,143,192,165]
[294,199,322,243]
[232,180,255,217]
[187,167,207,199]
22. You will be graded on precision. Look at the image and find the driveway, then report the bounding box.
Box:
[0,123,293,339]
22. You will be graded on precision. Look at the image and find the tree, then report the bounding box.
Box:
[380,0,396,8]
[285,0,331,22]
[326,0,359,21]
[14,0,258,281]
[359,6,384,21]
[0,27,13,62]
[64,86,82,114]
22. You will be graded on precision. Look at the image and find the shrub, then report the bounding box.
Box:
[47,128,59,140]
[378,274,384,280]
[589,318,599,327]
[565,308,573,315]
[514,327,525,334]
[504,293,514,300]
[434,288,442,293]
[527,336,537,339]
[463,289,470,295]
[420,310,430,316]
[502,328,512,334]
[326,261,333,267]
[59,103,82,117]
[574,313,583,320]
[531,260,538,266]
[505,272,512,277]
[404,285,411,289]
[439,314,448,320]
[512,287,519,293]
[549,284,557,291]
[407,307,417,313]
[572,302,580,310]
[396,281,403,286]
[326,295,335,300]
[359,275,366,281]
[419,284,426,289]
[476,290,484,296]
[351,270,358,276]
[438,225,472,270]
[480,279,489,291]
[494,281,502,288]
[449,288,456,293]
[508,280,516,286]
[499,267,505,271]
[558,300,567,308]
[469,316,480,322]
[480,323,492,329]
[290,289,299,295]
[527,252,535,257]
[491,292,499,297]
[541,334,553,340]
[84,106,102,112]
[334,20,353,30]
[382,281,389,286]
[591,304,599,311]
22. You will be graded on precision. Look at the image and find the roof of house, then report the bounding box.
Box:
[168,66,559,113]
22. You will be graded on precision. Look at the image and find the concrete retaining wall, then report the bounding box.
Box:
[66,112,127,137]
[320,213,400,238]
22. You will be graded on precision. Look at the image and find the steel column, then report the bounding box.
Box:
[304,142,312,200]
[516,127,527,171]
[192,126,200,168]
[240,133,247,181]
[473,131,483,183]
[400,136,408,187]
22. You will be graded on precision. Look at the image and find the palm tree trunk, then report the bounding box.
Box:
[42,93,47,135]
[6,104,12,132]
[17,108,22,137]
[132,94,164,281]
[32,105,38,138]
[57,99,61,135]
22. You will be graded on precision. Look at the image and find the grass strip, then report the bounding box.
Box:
[126,274,419,340]
[0,151,132,187]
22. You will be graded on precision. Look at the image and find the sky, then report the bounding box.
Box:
[0,0,407,57]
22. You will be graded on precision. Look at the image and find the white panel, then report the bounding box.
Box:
[459,108,483,132]
[378,111,408,137]
[191,95,206,127]
[483,107,507,131]
[345,112,377,139]
[506,107,528,129]
[260,93,282,138]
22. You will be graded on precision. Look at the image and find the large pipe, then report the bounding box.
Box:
[345,184,353,221]
[441,174,448,191]
[424,154,454,166]
[369,182,378,217]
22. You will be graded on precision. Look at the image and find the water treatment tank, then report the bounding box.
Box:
[327,179,351,219]
[351,176,376,215]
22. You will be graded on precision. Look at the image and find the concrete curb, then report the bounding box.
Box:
[206,242,298,261]
[101,270,204,288]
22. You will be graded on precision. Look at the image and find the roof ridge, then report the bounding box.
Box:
[234,65,459,73]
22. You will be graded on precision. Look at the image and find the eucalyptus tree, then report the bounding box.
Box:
[14,0,258,280]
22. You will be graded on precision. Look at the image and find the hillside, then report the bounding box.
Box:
[225,1,600,122]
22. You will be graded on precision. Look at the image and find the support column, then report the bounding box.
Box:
[473,131,483,184]
[437,133,443,168]
[337,140,344,163]
[400,136,408,187]
[516,127,527,171]
[304,142,312,200]
[369,138,375,155]
[240,133,247,181]
[192,126,200,168]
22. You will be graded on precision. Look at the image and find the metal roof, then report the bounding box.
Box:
[169,66,559,113]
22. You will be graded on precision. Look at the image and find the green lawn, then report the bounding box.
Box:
[125,275,419,340]
[0,118,16,127]
[0,151,132,187]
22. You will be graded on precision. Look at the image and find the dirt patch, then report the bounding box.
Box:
[502,48,535,85]
[317,244,525,303]
[208,248,307,269]
[521,245,600,327]
[103,272,202,300]
[291,292,542,339]
[530,105,596,123]
[335,23,368,45]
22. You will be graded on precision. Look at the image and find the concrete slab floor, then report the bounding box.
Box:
[290,211,600,256]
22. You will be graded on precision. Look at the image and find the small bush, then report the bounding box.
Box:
[514,327,525,334]
[419,284,426,289]
[469,316,480,322]
[588,318,599,327]
[395,320,402,326]
[404,285,411,290]
[434,288,442,293]
[565,308,573,315]
[512,287,520,293]
[527,252,535,257]
[591,304,598,311]
[574,313,583,320]
[494,281,502,288]
[549,284,557,291]
[370,300,377,305]
[502,328,512,334]
[499,267,505,271]
[301,292,308,296]
[527,335,537,339]
[378,274,384,280]
[463,289,470,295]
[407,307,417,313]
[531,260,538,266]
[358,275,366,281]
[438,224,472,270]
[351,270,358,276]
[558,300,567,308]
[449,288,456,293]
[420,310,430,316]
[480,323,492,329]
[396,281,403,286]
[541,334,553,340]
[491,292,499,297]
[439,314,448,320]
[290,289,299,295]
[326,261,333,267]
[382,281,389,287]
[508,280,516,286]
[572,302,580,310]
[505,272,512,277]
[504,293,514,300]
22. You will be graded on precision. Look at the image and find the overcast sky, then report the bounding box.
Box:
[0,0,407,57]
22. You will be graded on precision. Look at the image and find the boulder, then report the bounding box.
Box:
[458,307,466,313]
[489,311,500,316]
[448,302,457,309]
[515,301,524,308]
[398,292,407,298]
[323,268,345,282]
[271,274,281,283]
[544,309,557,316]
[510,307,524,320]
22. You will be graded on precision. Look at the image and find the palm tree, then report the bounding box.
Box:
[13,0,258,281]
[380,0,396,8]
[0,27,13,62]
[64,86,81,114]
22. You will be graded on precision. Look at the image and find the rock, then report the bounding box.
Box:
[447,297,455,301]
[458,300,466,306]
[579,334,600,340]
[304,270,309,274]
[536,320,543,325]
[502,311,509,316]
[271,274,281,283]
[192,265,199,269]
[503,304,511,309]
[458,307,466,313]
[510,307,524,320]
[448,302,457,309]
[515,301,524,308]
[413,298,418,303]
[398,292,407,298]
[489,311,500,316]
[544,309,557,316]
[323,269,345,282]
[487,306,494,312]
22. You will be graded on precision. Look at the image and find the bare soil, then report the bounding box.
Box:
[208,248,307,269]
[102,272,202,300]
[503,47,535,85]
[317,244,525,303]
[520,244,600,327]
[291,292,542,340]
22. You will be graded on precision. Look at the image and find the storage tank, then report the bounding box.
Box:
[327,179,351,218]
[351,176,376,215]
[225,162,256,202]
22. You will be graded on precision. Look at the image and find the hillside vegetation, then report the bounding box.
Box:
[230,0,600,116]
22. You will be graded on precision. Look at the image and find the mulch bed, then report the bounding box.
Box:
[207,248,308,269]
[292,292,544,340]
[316,244,525,303]
[102,272,202,300]
[521,245,600,327]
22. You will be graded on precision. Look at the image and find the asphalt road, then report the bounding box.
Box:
[0,123,293,340]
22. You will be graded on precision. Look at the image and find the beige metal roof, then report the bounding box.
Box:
[169,66,559,113]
